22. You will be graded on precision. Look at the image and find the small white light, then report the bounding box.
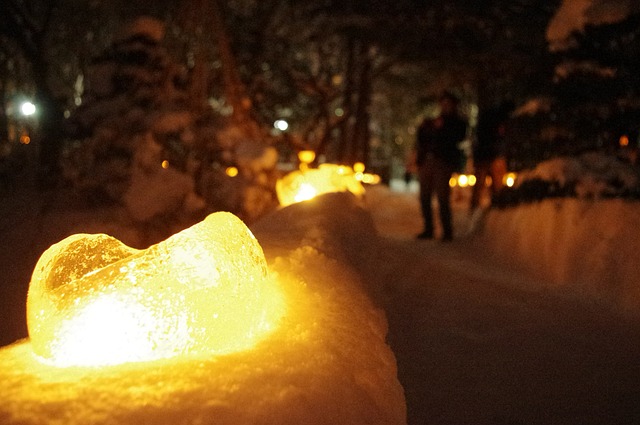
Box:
[21,102,36,116]
[274,119,289,131]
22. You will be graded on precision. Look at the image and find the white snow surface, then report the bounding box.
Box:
[1,179,640,424]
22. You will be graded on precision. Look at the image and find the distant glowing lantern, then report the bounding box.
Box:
[297,150,316,168]
[503,172,517,188]
[21,102,36,116]
[276,163,365,207]
[225,166,239,177]
[353,162,365,173]
[360,173,382,185]
[20,134,31,145]
[457,174,469,188]
[161,160,169,169]
[27,212,285,367]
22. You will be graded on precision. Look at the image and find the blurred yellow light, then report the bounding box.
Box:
[294,183,317,202]
[449,176,457,188]
[161,160,169,169]
[27,212,285,367]
[297,150,316,165]
[468,175,477,186]
[361,173,381,185]
[353,162,365,173]
[457,174,469,187]
[276,164,365,207]
[20,135,30,145]
[504,172,517,188]
[225,166,239,177]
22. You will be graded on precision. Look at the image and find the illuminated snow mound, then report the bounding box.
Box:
[0,201,405,425]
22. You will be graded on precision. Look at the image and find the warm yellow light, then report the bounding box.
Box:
[225,166,239,177]
[20,135,30,145]
[294,183,317,202]
[161,160,169,169]
[457,174,469,187]
[449,176,457,188]
[361,173,381,185]
[297,150,316,165]
[276,164,365,207]
[353,162,365,173]
[468,175,477,186]
[27,212,285,367]
[504,172,517,188]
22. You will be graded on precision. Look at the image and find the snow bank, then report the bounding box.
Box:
[478,153,640,312]
[480,198,640,312]
[514,152,639,198]
[0,193,405,425]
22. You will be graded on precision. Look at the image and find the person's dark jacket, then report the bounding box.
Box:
[416,114,467,168]
[474,103,513,162]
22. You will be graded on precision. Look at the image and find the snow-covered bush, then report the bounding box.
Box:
[493,152,640,207]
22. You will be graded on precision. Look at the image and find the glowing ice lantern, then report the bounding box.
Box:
[297,150,316,171]
[503,172,517,188]
[276,163,365,207]
[27,212,285,367]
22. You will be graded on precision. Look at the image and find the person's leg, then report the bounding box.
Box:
[470,160,489,211]
[434,160,454,241]
[417,164,434,238]
[490,156,507,196]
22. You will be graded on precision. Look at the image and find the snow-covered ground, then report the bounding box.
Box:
[1,176,640,424]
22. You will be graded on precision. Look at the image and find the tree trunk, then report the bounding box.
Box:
[210,0,261,140]
[178,0,211,112]
[0,81,8,144]
[349,44,373,166]
[32,61,64,189]
[337,36,357,164]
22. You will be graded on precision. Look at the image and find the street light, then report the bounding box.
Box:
[274,119,289,131]
[21,102,36,116]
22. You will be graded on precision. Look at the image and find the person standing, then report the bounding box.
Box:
[470,100,514,212]
[414,91,467,241]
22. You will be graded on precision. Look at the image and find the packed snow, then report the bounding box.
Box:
[1,162,640,424]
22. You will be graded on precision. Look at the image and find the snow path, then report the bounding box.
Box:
[359,187,640,425]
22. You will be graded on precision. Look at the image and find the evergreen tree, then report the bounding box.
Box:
[515,10,640,168]
[65,17,279,240]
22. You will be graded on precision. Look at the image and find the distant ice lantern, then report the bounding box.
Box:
[276,163,365,207]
